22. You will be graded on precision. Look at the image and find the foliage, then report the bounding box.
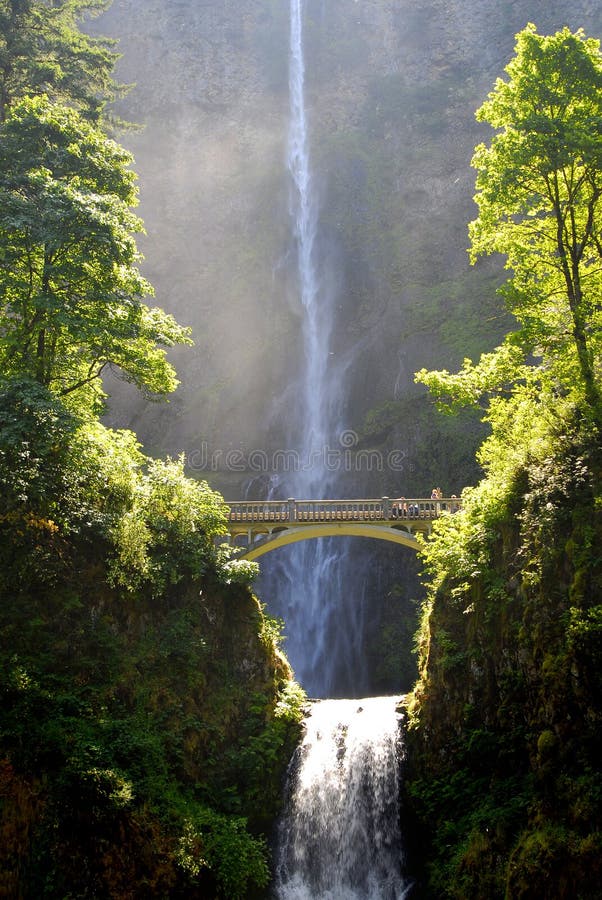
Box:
[108,455,228,594]
[0,0,125,124]
[215,543,260,587]
[359,393,486,495]
[0,379,302,897]
[416,25,602,429]
[0,4,300,897]
[407,25,602,897]
[0,96,191,412]
[0,377,142,597]
[416,341,528,414]
[176,812,269,900]
[0,378,230,589]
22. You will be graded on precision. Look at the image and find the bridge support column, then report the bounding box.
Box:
[288,497,296,523]
[382,496,391,519]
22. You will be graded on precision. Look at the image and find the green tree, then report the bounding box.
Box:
[417,25,602,429]
[0,0,123,123]
[0,96,191,408]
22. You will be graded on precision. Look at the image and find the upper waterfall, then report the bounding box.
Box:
[287,0,332,491]
[256,0,365,698]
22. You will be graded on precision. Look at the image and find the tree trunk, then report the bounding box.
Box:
[562,248,602,431]
[35,327,46,384]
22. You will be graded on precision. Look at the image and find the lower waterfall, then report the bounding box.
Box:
[274,697,411,900]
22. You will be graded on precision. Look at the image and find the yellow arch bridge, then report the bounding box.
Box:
[226,497,461,560]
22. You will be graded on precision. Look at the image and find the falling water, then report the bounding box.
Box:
[287,0,332,466]
[269,8,411,893]
[274,697,411,899]
[257,0,372,698]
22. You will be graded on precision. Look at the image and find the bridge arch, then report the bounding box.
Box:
[238,523,420,560]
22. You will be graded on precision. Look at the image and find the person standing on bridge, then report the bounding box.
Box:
[391,497,407,519]
[430,487,442,516]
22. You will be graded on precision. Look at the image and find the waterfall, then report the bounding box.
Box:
[287,0,331,472]
[257,0,375,699]
[269,9,411,894]
[274,697,411,899]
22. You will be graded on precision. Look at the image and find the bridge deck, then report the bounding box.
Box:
[224,498,460,559]
[227,497,459,530]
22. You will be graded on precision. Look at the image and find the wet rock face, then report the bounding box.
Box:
[97,1,601,492]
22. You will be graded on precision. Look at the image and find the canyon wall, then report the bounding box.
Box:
[99,0,602,494]
[95,0,602,694]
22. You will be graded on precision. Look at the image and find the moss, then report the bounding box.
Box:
[506,826,602,899]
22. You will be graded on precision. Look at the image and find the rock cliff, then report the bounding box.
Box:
[97,0,602,495]
[404,421,602,897]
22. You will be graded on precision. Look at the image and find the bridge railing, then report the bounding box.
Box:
[227,497,461,524]
[227,501,290,523]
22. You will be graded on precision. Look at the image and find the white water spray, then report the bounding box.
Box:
[275,697,410,899]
